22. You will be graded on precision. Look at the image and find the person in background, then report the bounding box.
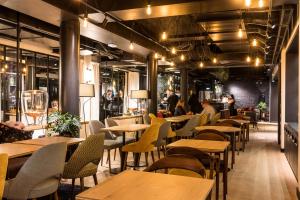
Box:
[174,99,186,116]
[228,94,237,116]
[167,91,179,116]
[200,100,216,121]
[188,92,201,114]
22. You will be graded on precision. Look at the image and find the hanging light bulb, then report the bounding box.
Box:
[199,62,204,68]
[129,42,134,50]
[238,28,243,38]
[213,58,217,64]
[83,13,88,28]
[4,63,8,69]
[161,56,166,62]
[23,67,27,73]
[180,54,185,61]
[154,53,159,59]
[161,32,167,40]
[146,4,152,15]
[171,47,176,54]
[245,0,251,7]
[246,56,251,62]
[1,68,5,73]
[255,57,260,66]
[170,61,175,66]
[252,39,257,47]
[258,0,264,8]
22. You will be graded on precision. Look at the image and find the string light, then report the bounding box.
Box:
[238,28,243,38]
[245,0,251,7]
[23,67,27,73]
[146,4,152,15]
[154,53,159,59]
[213,58,217,64]
[83,14,88,28]
[180,54,185,61]
[199,62,204,68]
[171,47,176,54]
[161,56,166,62]
[246,56,251,62]
[255,57,260,66]
[170,61,175,66]
[252,39,257,47]
[161,32,167,40]
[258,0,264,8]
[4,64,8,69]
[129,42,134,50]
[1,68,5,73]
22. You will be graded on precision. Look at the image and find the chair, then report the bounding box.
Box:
[62,134,104,191]
[143,113,151,124]
[175,115,200,138]
[4,143,67,200]
[210,113,221,124]
[148,113,157,121]
[219,119,244,152]
[195,129,229,141]
[198,113,208,126]
[155,122,171,159]
[0,153,8,199]
[122,124,161,169]
[151,117,176,138]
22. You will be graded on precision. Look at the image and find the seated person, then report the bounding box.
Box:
[200,100,216,121]
[174,100,186,116]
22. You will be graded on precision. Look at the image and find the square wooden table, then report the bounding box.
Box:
[167,139,230,200]
[0,143,42,159]
[164,115,194,123]
[76,170,214,200]
[14,136,85,146]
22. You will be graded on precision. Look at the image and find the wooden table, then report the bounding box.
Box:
[195,126,241,169]
[14,136,85,146]
[101,124,150,172]
[167,139,230,200]
[110,114,143,121]
[0,143,41,159]
[76,170,214,200]
[165,115,193,123]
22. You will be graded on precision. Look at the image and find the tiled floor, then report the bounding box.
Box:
[67,124,298,200]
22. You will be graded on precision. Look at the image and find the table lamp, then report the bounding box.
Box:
[131,90,149,114]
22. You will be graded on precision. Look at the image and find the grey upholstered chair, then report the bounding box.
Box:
[155,121,171,159]
[89,120,134,173]
[143,113,151,125]
[175,115,201,138]
[62,134,104,192]
[3,142,67,200]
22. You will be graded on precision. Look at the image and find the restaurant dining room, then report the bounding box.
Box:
[0,0,299,199]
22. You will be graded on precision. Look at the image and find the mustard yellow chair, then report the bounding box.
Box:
[211,112,221,124]
[151,117,176,138]
[148,113,156,121]
[198,113,208,126]
[122,124,161,169]
[0,153,8,199]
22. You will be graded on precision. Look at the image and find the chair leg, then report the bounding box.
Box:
[151,151,155,163]
[106,149,110,164]
[107,149,112,173]
[157,147,161,159]
[71,178,75,197]
[122,152,128,171]
[80,178,84,191]
[162,146,166,157]
[145,152,149,166]
[93,174,98,185]
[53,191,59,200]
[113,148,117,160]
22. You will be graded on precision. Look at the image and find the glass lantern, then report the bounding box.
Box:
[21,90,49,125]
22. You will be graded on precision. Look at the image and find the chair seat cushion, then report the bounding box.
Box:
[4,177,59,199]
[122,142,154,153]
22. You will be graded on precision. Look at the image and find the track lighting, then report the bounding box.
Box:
[129,42,134,50]
[180,54,185,61]
[171,47,176,54]
[146,4,152,15]
[161,32,167,40]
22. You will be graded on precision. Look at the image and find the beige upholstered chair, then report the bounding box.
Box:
[62,134,104,191]
[175,115,200,138]
[3,142,67,200]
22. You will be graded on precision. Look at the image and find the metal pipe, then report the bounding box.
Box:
[272,7,284,64]
[16,13,21,121]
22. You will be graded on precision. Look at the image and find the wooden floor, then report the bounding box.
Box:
[66,124,298,200]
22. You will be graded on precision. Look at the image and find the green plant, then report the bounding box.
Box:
[257,101,267,111]
[47,111,81,137]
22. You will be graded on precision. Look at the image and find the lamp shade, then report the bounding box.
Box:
[80,83,95,97]
[131,90,149,99]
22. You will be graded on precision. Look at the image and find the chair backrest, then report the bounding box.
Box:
[221,119,241,128]
[210,113,221,124]
[105,118,120,138]
[89,120,113,139]
[143,113,151,124]
[195,129,229,141]
[198,114,208,126]
[5,142,67,199]
[63,134,104,178]
[148,113,157,121]
[156,122,171,146]
[182,115,200,131]
[144,154,207,178]
[0,153,8,199]
[134,124,160,152]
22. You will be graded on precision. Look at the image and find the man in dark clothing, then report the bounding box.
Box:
[167,91,179,116]
[188,93,201,114]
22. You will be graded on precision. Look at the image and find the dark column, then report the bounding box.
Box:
[147,53,158,115]
[60,19,80,116]
[180,68,188,110]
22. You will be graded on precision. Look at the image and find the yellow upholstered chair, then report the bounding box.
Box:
[211,113,221,124]
[148,113,157,121]
[122,124,161,169]
[151,117,176,138]
[198,114,208,126]
[0,153,8,199]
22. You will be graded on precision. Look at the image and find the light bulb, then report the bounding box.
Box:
[129,42,134,50]
[23,67,27,73]
[171,47,176,54]
[4,64,8,69]
[154,53,158,59]
[258,0,264,8]
[245,0,251,7]
[83,17,88,28]
[246,56,251,62]
[238,28,243,38]
[180,54,185,61]
[252,39,257,47]
[1,68,5,72]
[213,58,217,63]
[255,57,260,66]
[170,61,175,66]
[161,32,167,40]
[161,56,165,62]
[199,62,204,68]
[146,4,152,15]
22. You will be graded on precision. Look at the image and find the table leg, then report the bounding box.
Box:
[231,133,235,169]
[242,128,245,151]
[120,132,126,171]
[246,124,250,141]
[223,148,228,200]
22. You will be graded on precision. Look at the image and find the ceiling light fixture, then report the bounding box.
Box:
[246,56,251,62]
[199,62,204,68]
[213,57,217,63]
[245,0,251,7]
[129,42,134,50]
[238,28,243,38]
[146,4,152,15]
[258,0,264,8]
[171,47,176,54]
[161,32,167,40]
[180,54,185,61]
[252,39,257,47]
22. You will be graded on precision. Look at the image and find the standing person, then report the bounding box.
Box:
[188,93,201,114]
[200,100,216,121]
[174,100,186,116]
[167,91,179,116]
[228,94,237,116]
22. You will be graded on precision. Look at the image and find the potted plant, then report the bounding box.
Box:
[257,101,267,120]
[47,111,81,137]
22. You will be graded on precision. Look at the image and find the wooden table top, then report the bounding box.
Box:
[195,126,241,133]
[218,119,250,124]
[23,124,46,131]
[101,124,150,132]
[110,115,143,120]
[76,170,214,200]
[14,136,85,146]
[167,139,230,153]
[165,115,193,123]
[0,143,41,159]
